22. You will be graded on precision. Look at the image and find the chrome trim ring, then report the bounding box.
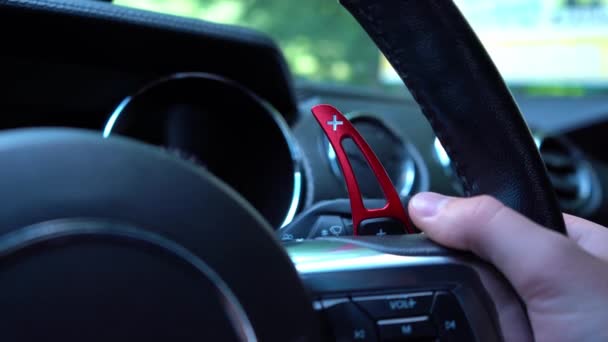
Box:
[102,72,305,228]
[324,112,426,198]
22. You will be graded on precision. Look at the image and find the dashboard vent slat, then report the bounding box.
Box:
[434,133,598,216]
[538,135,595,214]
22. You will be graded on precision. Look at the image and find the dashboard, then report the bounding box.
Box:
[294,83,608,224]
[2,0,608,230]
[4,62,608,230]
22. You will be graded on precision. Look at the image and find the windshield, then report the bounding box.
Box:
[115,0,608,96]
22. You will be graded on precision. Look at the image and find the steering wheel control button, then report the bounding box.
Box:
[358,217,407,236]
[310,215,353,238]
[353,292,434,319]
[431,292,475,341]
[311,104,415,235]
[322,298,378,342]
[377,316,435,341]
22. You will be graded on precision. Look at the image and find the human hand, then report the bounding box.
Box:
[408,192,608,342]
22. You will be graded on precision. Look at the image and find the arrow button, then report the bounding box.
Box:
[431,292,474,341]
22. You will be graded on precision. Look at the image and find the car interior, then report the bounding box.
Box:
[1,0,607,341]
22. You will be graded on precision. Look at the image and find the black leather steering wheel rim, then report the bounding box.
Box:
[339,0,566,234]
[0,129,319,341]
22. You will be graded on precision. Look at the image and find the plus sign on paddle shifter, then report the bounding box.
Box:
[326,115,344,131]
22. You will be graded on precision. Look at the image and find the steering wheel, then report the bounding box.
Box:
[0,1,564,341]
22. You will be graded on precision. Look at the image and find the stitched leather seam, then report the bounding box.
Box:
[353,3,473,195]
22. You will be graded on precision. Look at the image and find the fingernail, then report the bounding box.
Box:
[410,192,448,218]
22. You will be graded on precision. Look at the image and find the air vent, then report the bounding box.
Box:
[537,135,597,214]
[433,135,599,216]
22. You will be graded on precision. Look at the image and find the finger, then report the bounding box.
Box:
[475,265,533,342]
[408,192,592,299]
[564,213,608,262]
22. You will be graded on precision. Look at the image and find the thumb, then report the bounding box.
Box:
[407,192,597,299]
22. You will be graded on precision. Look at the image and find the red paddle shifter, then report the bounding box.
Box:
[312,104,415,235]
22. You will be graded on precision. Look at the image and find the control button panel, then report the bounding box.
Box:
[317,291,475,341]
[353,292,434,318]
